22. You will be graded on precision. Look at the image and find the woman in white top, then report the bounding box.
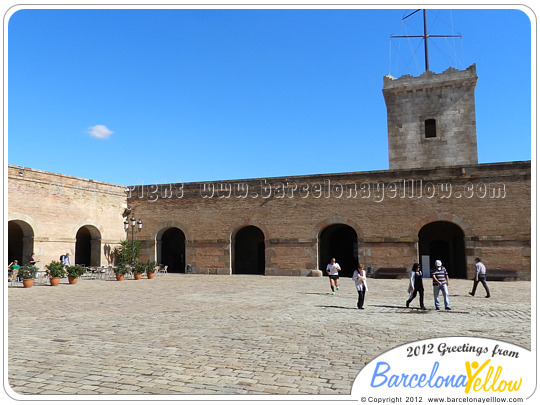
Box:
[352,264,368,309]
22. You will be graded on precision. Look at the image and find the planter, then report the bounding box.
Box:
[116,274,124,281]
[134,273,143,280]
[22,279,34,288]
[50,277,61,286]
[147,272,155,279]
[68,276,78,284]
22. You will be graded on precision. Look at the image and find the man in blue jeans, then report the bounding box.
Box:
[431,260,451,310]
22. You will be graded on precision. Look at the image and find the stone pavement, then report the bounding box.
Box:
[7,274,531,396]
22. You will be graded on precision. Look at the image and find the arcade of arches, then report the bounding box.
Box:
[7,163,531,280]
[146,222,471,278]
[6,215,522,279]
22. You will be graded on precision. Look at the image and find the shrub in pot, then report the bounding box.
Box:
[133,263,145,280]
[66,265,86,284]
[18,265,38,288]
[145,260,158,279]
[45,261,66,286]
[113,262,130,281]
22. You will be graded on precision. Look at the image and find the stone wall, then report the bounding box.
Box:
[384,65,479,170]
[7,165,127,269]
[128,161,531,280]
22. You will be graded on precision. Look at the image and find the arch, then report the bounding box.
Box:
[71,219,104,240]
[318,223,358,278]
[418,221,466,278]
[157,227,186,273]
[154,221,191,243]
[228,218,270,241]
[75,225,101,267]
[413,213,472,238]
[232,225,265,275]
[8,220,34,265]
[311,216,364,241]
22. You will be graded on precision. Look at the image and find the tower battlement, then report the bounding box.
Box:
[383,64,478,170]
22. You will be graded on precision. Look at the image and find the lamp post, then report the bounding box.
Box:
[124,216,142,265]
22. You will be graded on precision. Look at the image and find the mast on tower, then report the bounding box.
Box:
[390,9,462,72]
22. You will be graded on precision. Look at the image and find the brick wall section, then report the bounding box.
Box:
[8,165,127,269]
[128,161,531,279]
[384,65,478,170]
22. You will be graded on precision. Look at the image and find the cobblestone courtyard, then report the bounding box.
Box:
[7,274,531,396]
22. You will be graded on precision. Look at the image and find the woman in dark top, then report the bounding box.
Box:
[406,263,426,310]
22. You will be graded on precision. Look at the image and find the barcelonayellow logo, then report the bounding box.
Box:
[351,337,532,400]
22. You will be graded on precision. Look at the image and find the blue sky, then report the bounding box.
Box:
[7,6,532,185]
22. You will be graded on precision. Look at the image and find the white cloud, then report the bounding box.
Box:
[88,124,114,139]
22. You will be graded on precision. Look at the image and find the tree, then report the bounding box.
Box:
[114,239,141,265]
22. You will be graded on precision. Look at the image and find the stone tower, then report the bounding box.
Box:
[383,64,478,170]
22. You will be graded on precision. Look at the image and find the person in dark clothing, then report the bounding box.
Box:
[406,263,426,310]
[469,257,491,298]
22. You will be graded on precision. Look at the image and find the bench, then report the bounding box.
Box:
[486,269,520,281]
[374,267,408,279]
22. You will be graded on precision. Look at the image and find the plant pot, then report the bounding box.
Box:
[68,276,78,284]
[22,278,34,288]
[50,277,61,286]
[116,274,124,281]
[134,273,142,280]
[147,272,155,279]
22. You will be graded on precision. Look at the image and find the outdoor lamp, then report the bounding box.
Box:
[137,219,143,230]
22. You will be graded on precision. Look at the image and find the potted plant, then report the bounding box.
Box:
[113,262,130,281]
[18,265,38,288]
[145,260,158,279]
[45,260,66,286]
[65,265,86,284]
[133,262,145,280]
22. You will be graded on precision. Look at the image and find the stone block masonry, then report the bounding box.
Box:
[384,65,478,170]
[128,161,530,280]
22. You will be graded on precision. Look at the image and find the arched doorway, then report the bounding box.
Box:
[75,226,101,267]
[233,226,265,275]
[159,228,186,273]
[319,224,358,277]
[8,220,34,265]
[418,221,466,278]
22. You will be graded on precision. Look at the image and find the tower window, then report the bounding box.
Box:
[425,119,437,138]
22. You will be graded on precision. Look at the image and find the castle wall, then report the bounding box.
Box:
[128,161,531,280]
[7,165,127,269]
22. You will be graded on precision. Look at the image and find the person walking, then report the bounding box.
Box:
[406,263,426,310]
[326,258,341,295]
[352,263,368,309]
[469,257,490,298]
[61,253,72,266]
[431,260,451,310]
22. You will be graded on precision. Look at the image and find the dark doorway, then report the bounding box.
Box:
[418,221,466,278]
[160,228,186,273]
[8,220,33,264]
[233,226,265,275]
[75,226,101,267]
[319,224,358,278]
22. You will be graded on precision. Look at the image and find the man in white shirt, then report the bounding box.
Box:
[326,258,341,295]
[469,257,490,298]
[61,253,72,266]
